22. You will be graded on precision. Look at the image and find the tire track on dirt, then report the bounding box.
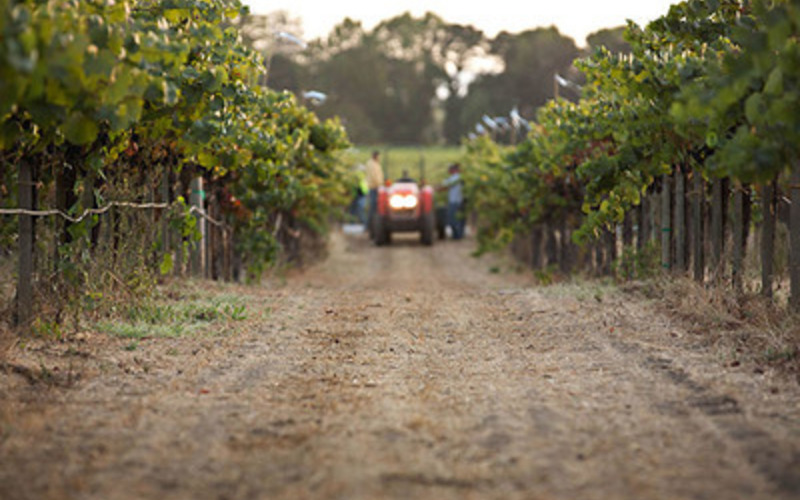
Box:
[500,287,800,500]
[607,336,800,497]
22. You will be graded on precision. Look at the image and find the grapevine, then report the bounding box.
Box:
[1,0,352,323]
[465,0,800,307]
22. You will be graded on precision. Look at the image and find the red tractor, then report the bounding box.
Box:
[373,177,436,246]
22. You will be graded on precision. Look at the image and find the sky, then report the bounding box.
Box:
[245,0,679,46]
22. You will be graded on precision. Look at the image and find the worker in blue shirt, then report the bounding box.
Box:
[440,163,465,240]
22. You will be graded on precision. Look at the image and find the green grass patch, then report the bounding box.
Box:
[99,289,249,339]
[99,321,189,339]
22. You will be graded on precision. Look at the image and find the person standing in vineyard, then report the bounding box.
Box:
[348,164,368,225]
[440,163,465,240]
[365,150,384,239]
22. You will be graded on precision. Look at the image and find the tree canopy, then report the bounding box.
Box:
[246,11,613,145]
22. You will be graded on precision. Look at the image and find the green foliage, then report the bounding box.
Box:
[673,0,800,182]
[462,135,521,253]
[1,0,352,321]
[463,0,800,269]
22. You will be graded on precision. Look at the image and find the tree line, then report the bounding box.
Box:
[245,11,630,145]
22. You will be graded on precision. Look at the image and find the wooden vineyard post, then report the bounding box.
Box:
[545,223,557,268]
[209,187,224,281]
[622,212,634,280]
[675,166,686,272]
[710,178,726,282]
[146,179,155,268]
[594,241,603,276]
[510,235,519,262]
[190,175,206,278]
[208,188,217,280]
[604,228,615,276]
[732,182,746,294]
[567,224,578,274]
[732,184,744,293]
[790,162,800,311]
[531,226,543,270]
[650,189,659,243]
[55,158,77,259]
[661,173,672,271]
[81,169,97,254]
[174,186,183,277]
[558,217,571,274]
[761,180,776,298]
[17,159,34,327]
[692,170,705,283]
[223,225,233,282]
[623,211,634,248]
[638,194,650,251]
[201,183,208,279]
[161,166,171,263]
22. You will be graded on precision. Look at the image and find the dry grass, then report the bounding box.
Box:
[0,322,15,364]
[622,277,800,381]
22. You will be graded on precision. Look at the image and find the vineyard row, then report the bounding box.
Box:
[463,0,800,310]
[1,0,353,330]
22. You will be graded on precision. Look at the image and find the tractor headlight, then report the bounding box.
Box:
[389,194,418,210]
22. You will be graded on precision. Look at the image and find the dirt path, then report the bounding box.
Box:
[1,230,799,500]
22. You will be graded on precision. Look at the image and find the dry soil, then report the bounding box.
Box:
[1,230,799,500]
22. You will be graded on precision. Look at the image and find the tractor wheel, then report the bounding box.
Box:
[436,206,447,239]
[421,211,434,246]
[375,215,390,246]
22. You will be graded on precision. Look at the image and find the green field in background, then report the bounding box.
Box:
[343,145,465,186]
